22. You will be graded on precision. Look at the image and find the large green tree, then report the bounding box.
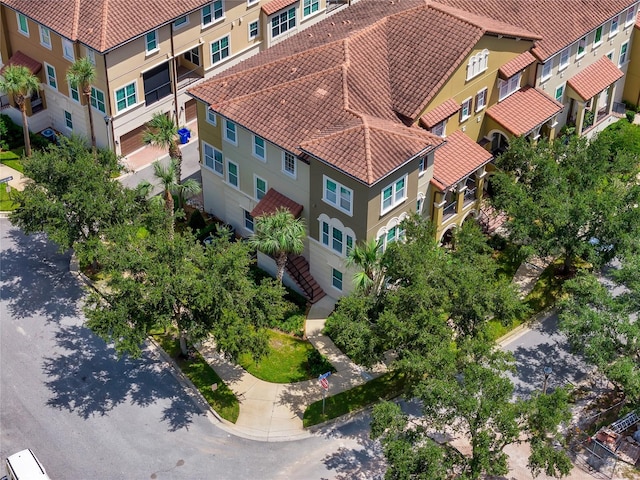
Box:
[0,65,40,156]
[143,112,183,182]
[66,57,97,150]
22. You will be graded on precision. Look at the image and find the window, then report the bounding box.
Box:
[206,107,217,125]
[610,15,619,36]
[626,6,635,25]
[173,15,188,28]
[244,210,254,232]
[466,49,489,80]
[559,48,569,70]
[202,1,224,26]
[577,36,587,58]
[62,38,75,61]
[498,73,520,101]
[431,120,446,137]
[255,177,267,200]
[418,156,427,175]
[332,268,343,290]
[143,63,171,105]
[619,41,629,66]
[475,87,487,112]
[86,48,96,65]
[283,152,296,177]
[183,47,200,66]
[416,196,424,213]
[377,224,405,251]
[224,119,237,144]
[39,26,51,48]
[323,176,353,215]
[303,0,319,17]
[555,84,564,103]
[64,111,73,129]
[115,82,137,112]
[594,26,603,46]
[203,142,223,175]
[253,135,265,160]
[211,36,230,64]
[606,50,614,61]
[90,87,106,113]
[460,98,472,122]
[69,82,80,102]
[45,63,57,89]
[319,217,355,256]
[332,227,343,253]
[541,61,552,81]
[381,176,407,213]
[146,31,158,53]
[272,7,296,38]
[227,160,239,188]
[17,13,29,36]
[249,20,259,39]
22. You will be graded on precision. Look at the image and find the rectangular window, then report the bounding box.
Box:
[346,235,353,255]
[606,50,614,61]
[249,20,259,40]
[577,36,587,58]
[227,160,238,188]
[419,156,426,175]
[206,107,217,125]
[610,15,619,36]
[332,268,343,290]
[253,135,265,160]
[475,88,487,112]
[202,1,223,26]
[541,61,552,81]
[184,47,200,66]
[173,15,188,28]
[62,38,75,61]
[45,63,57,90]
[255,177,267,200]
[244,210,254,232]
[626,7,635,25]
[90,87,106,113]
[323,176,352,215]
[272,7,296,38]
[146,31,158,53]
[322,221,330,246]
[39,26,51,48]
[211,36,230,64]
[203,142,223,175]
[69,82,80,102]
[460,97,472,121]
[555,84,564,103]
[142,63,171,106]
[224,119,237,144]
[64,110,73,129]
[381,176,407,213]
[619,41,629,66]
[283,152,296,177]
[303,0,319,17]
[559,48,569,70]
[17,13,29,36]
[332,227,343,253]
[115,82,137,112]
[594,26,603,46]
[431,120,446,137]
[86,48,96,65]
[416,197,424,213]
[498,73,520,101]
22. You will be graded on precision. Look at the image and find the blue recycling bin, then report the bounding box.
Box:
[178,128,191,144]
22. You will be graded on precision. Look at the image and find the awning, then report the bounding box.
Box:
[498,51,536,79]
[0,51,42,76]
[419,98,460,128]
[262,0,298,16]
[485,86,564,136]
[432,130,493,189]
[567,56,624,101]
[250,188,303,218]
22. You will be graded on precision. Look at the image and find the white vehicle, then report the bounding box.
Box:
[4,449,51,480]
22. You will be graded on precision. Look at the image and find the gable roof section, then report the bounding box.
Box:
[250,188,303,218]
[499,51,536,79]
[0,51,42,75]
[419,99,461,128]
[262,0,298,16]
[567,56,625,101]
[3,0,212,52]
[433,130,493,189]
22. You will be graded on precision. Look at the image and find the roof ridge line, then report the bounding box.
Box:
[71,0,81,40]
[99,0,109,52]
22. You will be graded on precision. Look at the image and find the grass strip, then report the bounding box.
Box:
[303,371,406,428]
[152,333,239,423]
[0,186,17,211]
[0,148,25,173]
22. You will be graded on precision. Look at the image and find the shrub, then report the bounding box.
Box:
[626,110,636,124]
[188,209,206,232]
[0,114,23,149]
[306,349,334,377]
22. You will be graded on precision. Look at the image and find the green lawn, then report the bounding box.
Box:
[303,371,406,427]
[0,186,17,211]
[152,332,239,423]
[0,148,25,173]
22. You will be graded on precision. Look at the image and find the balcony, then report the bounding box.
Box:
[176,65,203,91]
[464,187,477,206]
[443,201,457,220]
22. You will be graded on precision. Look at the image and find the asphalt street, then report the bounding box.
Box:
[0,218,385,480]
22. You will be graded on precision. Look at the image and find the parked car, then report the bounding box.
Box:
[3,449,51,480]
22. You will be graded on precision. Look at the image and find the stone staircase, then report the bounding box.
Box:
[286,254,326,304]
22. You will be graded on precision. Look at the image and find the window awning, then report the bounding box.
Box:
[250,188,303,218]
[419,98,460,129]
[432,130,493,189]
[498,51,536,79]
[567,56,624,101]
[485,86,564,136]
[262,0,298,16]
[0,51,42,76]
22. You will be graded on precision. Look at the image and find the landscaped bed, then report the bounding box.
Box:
[0,185,17,211]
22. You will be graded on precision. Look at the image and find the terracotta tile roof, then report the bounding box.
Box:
[0,51,42,75]
[433,130,493,189]
[567,56,625,101]
[419,99,461,128]
[486,86,564,136]
[434,0,636,60]
[250,188,303,218]
[3,0,212,52]
[498,51,536,79]
[262,0,297,16]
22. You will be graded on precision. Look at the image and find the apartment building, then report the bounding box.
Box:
[0,0,345,157]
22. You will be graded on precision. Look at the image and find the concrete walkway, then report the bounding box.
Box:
[0,163,27,191]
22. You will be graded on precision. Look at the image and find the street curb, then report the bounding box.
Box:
[496,306,556,348]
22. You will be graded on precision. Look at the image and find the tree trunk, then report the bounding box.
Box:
[84,89,97,152]
[165,187,175,237]
[276,251,288,283]
[170,142,182,184]
[179,330,188,357]
[18,98,31,157]
[562,248,573,275]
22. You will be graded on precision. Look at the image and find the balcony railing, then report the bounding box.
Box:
[443,201,457,219]
[464,187,477,205]
[176,65,203,91]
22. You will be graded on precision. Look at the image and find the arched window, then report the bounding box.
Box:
[318,214,356,257]
[466,49,489,80]
[376,213,409,251]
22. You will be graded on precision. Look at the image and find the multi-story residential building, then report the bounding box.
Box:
[623,14,640,107]
[0,0,346,158]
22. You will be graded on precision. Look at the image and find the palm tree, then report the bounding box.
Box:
[66,57,97,150]
[151,159,201,234]
[346,238,385,296]
[0,65,40,156]
[249,207,306,283]
[143,112,183,183]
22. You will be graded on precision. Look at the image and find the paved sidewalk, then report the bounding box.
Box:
[0,163,27,191]
[512,255,555,298]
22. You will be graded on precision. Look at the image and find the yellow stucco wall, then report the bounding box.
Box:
[623,26,640,107]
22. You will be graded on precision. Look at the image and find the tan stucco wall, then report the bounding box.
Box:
[623,27,640,106]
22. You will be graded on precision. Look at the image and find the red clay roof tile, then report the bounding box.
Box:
[419,99,461,128]
[262,0,298,16]
[0,51,42,75]
[250,188,303,218]
[433,130,493,189]
[567,56,625,101]
[498,51,536,79]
